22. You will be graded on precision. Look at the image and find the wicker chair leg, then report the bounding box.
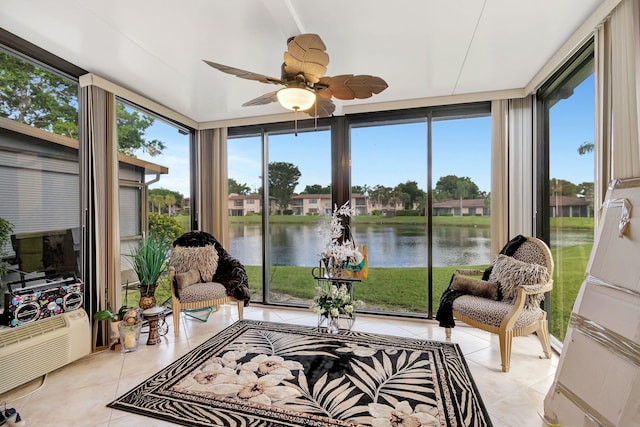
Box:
[237,300,244,320]
[499,330,513,372]
[172,308,180,337]
[536,320,552,359]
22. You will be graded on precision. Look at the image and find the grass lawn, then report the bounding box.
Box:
[155,214,593,341]
[121,246,588,342]
[245,264,486,314]
[549,242,593,339]
[243,243,591,341]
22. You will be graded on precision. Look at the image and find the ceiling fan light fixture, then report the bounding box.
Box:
[277,86,316,111]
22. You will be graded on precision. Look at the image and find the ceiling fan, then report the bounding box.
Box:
[203,33,388,117]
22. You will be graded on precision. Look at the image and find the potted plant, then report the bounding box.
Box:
[92,307,119,351]
[0,217,14,284]
[126,234,170,309]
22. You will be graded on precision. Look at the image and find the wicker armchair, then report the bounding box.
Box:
[442,236,554,372]
[169,231,249,337]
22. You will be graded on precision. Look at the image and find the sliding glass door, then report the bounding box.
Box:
[227,135,263,302]
[266,130,331,303]
[431,115,492,313]
[227,104,491,317]
[350,122,428,314]
[538,47,595,342]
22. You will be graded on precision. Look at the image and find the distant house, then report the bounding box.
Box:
[229,192,420,216]
[290,193,371,215]
[368,198,404,215]
[290,194,332,215]
[351,194,369,215]
[228,193,275,216]
[549,196,590,217]
[432,198,489,216]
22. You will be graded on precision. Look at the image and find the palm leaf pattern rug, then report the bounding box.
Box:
[108,320,492,426]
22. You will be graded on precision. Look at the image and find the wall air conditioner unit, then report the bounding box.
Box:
[0,309,91,395]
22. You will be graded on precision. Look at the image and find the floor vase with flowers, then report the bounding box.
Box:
[312,279,357,332]
[318,311,354,333]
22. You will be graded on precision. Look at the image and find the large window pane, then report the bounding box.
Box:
[0,50,80,321]
[351,122,428,314]
[227,105,490,318]
[117,102,191,308]
[546,60,595,341]
[432,116,492,313]
[267,130,331,304]
[0,50,78,138]
[228,135,263,302]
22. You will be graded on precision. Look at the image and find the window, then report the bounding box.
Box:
[228,104,490,318]
[349,111,491,317]
[227,135,263,301]
[116,101,191,308]
[538,44,594,342]
[0,49,80,298]
[267,130,331,302]
[0,50,78,138]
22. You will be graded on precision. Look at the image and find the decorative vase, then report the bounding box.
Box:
[318,313,341,334]
[138,284,157,309]
[138,295,156,310]
[328,315,340,334]
[118,322,142,352]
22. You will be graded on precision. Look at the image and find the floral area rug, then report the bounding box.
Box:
[108,320,492,426]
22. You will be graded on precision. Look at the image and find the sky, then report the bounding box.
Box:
[133,73,595,199]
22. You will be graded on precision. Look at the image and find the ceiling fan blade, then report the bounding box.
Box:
[203,60,283,85]
[318,74,388,100]
[242,91,279,107]
[303,97,335,118]
[283,34,329,84]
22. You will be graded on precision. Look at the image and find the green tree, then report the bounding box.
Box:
[164,194,176,215]
[148,212,184,243]
[149,188,184,214]
[395,181,425,210]
[268,162,301,213]
[0,51,78,138]
[304,184,331,194]
[116,103,166,157]
[578,141,594,155]
[369,185,392,208]
[229,178,251,195]
[434,175,482,202]
[550,178,581,197]
[0,52,168,156]
[151,194,165,213]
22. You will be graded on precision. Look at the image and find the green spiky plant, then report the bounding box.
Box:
[126,234,170,297]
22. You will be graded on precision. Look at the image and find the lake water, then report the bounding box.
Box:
[229,223,592,268]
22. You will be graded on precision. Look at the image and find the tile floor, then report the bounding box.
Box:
[0,304,558,426]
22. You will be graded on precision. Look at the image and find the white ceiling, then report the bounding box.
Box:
[0,0,604,123]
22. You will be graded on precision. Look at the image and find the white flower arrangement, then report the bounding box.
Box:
[310,282,355,318]
[319,201,359,267]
